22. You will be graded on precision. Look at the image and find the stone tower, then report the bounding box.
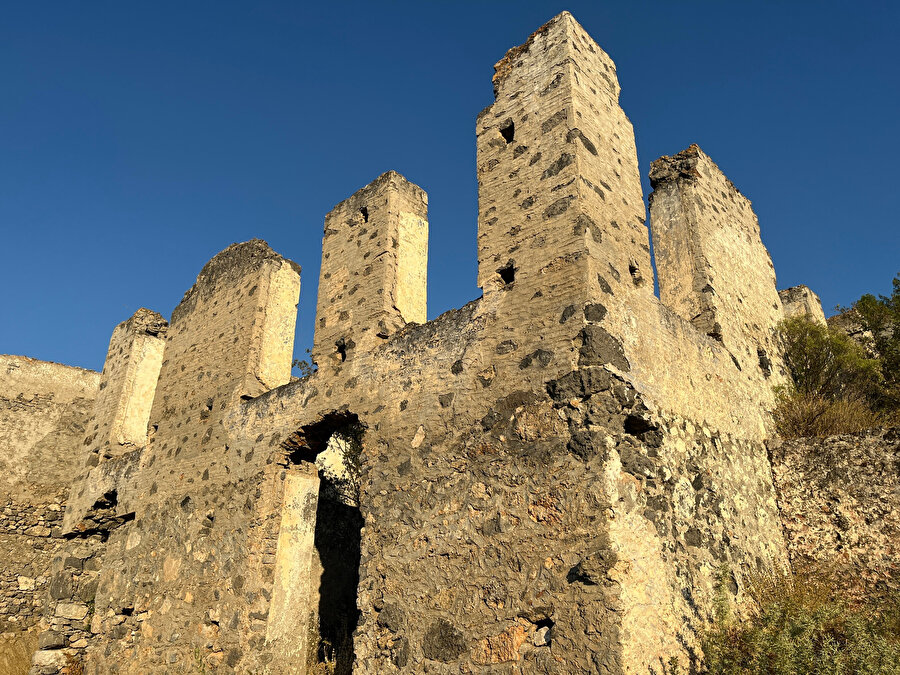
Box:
[649,145,786,379]
[312,171,428,369]
[476,12,652,316]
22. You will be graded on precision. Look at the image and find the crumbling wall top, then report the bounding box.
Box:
[172,239,300,324]
[649,144,744,200]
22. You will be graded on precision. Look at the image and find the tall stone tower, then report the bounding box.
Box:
[476,12,652,312]
[649,145,786,379]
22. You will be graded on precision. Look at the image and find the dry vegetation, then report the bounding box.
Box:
[702,567,900,674]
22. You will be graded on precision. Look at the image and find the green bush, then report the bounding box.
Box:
[702,570,900,674]
[853,273,900,413]
[779,316,881,402]
[774,316,882,437]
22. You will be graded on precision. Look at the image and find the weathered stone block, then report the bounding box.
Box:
[55,603,89,620]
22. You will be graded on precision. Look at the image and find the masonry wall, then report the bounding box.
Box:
[649,145,786,381]
[770,428,900,602]
[313,171,427,369]
[779,284,827,325]
[0,355,99,674]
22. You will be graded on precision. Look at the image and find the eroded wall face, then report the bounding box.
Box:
[218,297,784,674]
[0,356,99,671]
[313,171,427,369]
[770,429,900,602]
[649,146,786,381]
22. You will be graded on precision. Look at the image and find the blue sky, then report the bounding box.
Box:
[1,1,897,372]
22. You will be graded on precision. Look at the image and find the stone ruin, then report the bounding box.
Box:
[2,11,897,675]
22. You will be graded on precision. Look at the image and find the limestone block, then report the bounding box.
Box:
[31,648,66,668]
[54,603,88,620]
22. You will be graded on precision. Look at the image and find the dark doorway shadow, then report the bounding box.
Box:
[285,412,364,674]
[314,494,363,673]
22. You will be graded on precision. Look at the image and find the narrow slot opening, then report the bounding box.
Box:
[335,338,349,363]
[359,207,369,223]
[628,261,644,287]
[500,120,515,144]
[283,412,364,673]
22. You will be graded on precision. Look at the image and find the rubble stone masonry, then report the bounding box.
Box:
[1,10,894,675]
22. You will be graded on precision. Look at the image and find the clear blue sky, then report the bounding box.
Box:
[1,1,897,372]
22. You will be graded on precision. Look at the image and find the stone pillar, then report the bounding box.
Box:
[88,308,167,459]
[649,145,786,378]
[780,285,826,325]
[265,465,320,673]
[312,171,428,369]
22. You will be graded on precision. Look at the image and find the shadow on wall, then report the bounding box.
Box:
[286,412,364,674]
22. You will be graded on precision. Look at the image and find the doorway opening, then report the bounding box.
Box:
[284,412,365,674]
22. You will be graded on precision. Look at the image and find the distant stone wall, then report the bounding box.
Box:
[770,428,900,601]
[779,285,826,325]
[0,356,99,502]
[0,355,98,673]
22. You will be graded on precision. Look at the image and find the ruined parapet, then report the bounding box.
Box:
[86,308,167,459]
[649,145,785,379]
[476,11,651,309]
[149,239,299,425]
[312,171,427,369]
[780,285,826,325]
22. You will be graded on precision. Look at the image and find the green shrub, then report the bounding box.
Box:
[774,316,882,437]
[779,316,881,402]
[854,273,900,413]
[702,569,900,674]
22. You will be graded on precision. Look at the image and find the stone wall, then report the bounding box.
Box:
[9,9,887,675]
[770,428,900,601]
[0,356,99,504]
[779,285,827,325]
[313,171,428,369]
[0,355,99,673]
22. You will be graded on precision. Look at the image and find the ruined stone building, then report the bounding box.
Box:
[2,11,898,675]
